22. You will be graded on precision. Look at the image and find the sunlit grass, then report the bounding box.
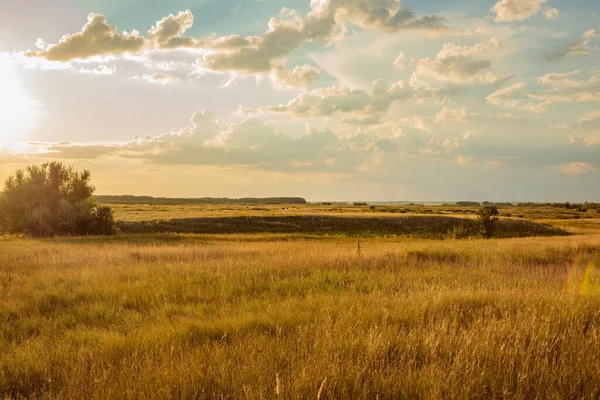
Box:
[1,234,600,398]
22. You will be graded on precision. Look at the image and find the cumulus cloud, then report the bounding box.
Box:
[23,2,444,86]
[492,0,552,22]
[25,13,145,61]
[415,40,508,84]
[557,162,597,176]
[543,30,598,62]
[543,8,559,20]
[27,111,358,172]
[263,78,439,124]
[147,10,201,49]
[271,63,321,89]
[434,107,468,123]
[200,1,445,75]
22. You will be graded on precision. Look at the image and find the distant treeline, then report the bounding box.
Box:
[95,195,307,205]
[455,201,600,210]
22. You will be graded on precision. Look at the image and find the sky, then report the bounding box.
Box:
[0,0,599,202]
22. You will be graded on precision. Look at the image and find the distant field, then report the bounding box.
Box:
[1,234,599,398]
[116,214,567,239]
[107,203,600,222]
[105,203,600,238]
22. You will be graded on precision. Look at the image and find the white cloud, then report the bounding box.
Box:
[201,1,445,77]
[434,107,468,123]
[578,110,600,123]
[544,30,598,62]
[443,138,460,150]
[532,70,600,105]
[557,162,597,175]
[543,8,559,20]
[486,70,600,112]
[263,78,438,124]
[25,13,145,61]
[20,3,445,86]
[78,65,117,75]
[393,51,405,70]
[147,10,201,49]
[415,40,508,84]
[492,0,550,22]
[271,63,321,89]
[141,74,181,85]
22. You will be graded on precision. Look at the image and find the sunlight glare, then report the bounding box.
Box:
[0,55,32,146]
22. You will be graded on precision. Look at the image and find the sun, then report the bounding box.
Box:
[0,55,32,146]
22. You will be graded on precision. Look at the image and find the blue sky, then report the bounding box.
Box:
[0,0,599,201]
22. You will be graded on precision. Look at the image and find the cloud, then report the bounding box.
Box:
[578,110,600,123]
[415,40,508,84]
[393,51,405,70]
[141,74,181,85]
[78,65,117,75]
[565,111,600,145]
[263,77,438,124]
[24,111,358,172]
[486,70,600,112]
[486,82,539,111]
[25,13,145,61]
[557,162,597,176]
[492,0,552,22]
[532,70,600,105]
[271,63,321,89]
[200,1,445,75]
[543,30,598,62]
[22,2,444,86]
[434,107,468,124]
[147,10,201,49]
[543,8,559,20]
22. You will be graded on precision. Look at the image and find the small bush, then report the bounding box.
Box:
[476,206,499,239]
[0,162,117,237]
[446,224,471,239]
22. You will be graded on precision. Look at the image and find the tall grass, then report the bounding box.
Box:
[1,234,599,398]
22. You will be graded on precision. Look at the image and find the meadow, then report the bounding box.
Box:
[1,204,600,398]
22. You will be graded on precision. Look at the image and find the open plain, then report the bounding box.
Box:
[1,204,600,398]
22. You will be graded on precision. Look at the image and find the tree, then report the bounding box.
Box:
[0,162,116,237]
[476,205,499,239]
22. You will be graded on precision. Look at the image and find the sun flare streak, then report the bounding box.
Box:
[566,256,597,297]
[0,54,34,146]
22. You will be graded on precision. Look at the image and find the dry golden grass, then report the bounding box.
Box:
[1,233,600,398]
[107,203,600,224]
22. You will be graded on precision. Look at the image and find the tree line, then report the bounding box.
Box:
[96,195,308,205]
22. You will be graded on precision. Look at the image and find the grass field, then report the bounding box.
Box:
[1,204,600,398]
[1,231,600,398]
[108,203,600,222]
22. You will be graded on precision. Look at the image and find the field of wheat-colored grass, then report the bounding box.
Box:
[1,233,599,399]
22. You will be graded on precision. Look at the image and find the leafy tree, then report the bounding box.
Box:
[0,162,116,237]
[476,205,499,239]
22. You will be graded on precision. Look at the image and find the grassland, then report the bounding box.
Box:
[108,203,600,222]
[109,203,590,239]
[1,204,600,398]
[1,232,600,399]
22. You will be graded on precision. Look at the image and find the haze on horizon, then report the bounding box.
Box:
[0,0,599,202]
